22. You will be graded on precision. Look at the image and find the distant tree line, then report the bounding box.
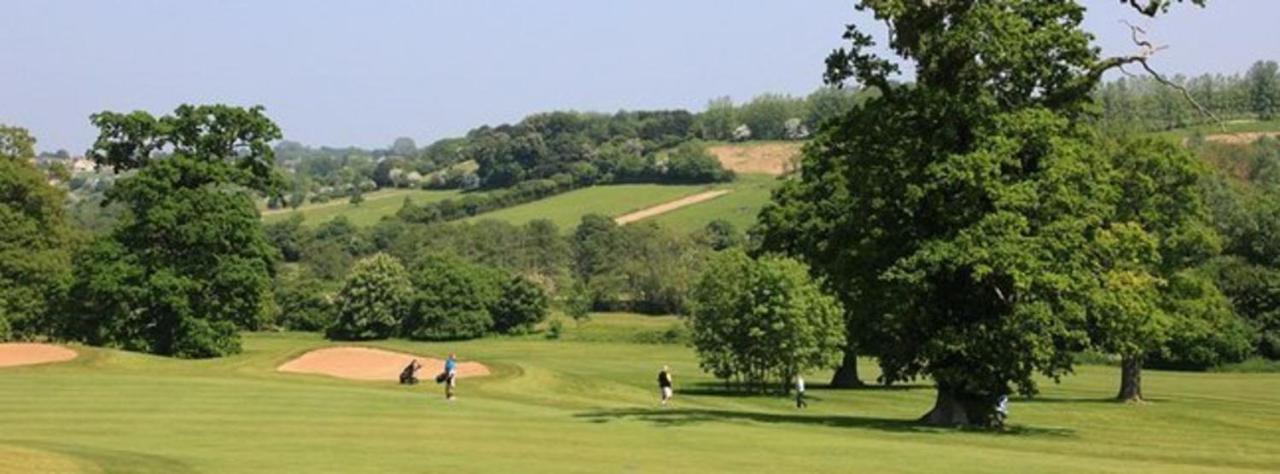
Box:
[1193,137,1280,364]
[264,210,742,337]
[1096,59,1280,131]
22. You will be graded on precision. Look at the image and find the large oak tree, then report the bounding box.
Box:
[756,0,1210,426]
[66,105,282,357]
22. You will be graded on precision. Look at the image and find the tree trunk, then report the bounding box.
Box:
[828,349,865,388]
[920,387,999,427]
[1117,356,1143,402]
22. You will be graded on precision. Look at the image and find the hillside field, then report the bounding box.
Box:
[649,174,782,232]
[707,141,802,176]
[464,183,713,230]
[466,174,783,233]
[261,188,461,227]
[1,313,1277,473]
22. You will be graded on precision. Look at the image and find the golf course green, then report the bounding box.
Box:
[2,314,1277,473]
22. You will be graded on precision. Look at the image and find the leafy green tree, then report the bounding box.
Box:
[1246,60,1279,120]
[0,125,74,340]
[738,94,799,140]
[664,142,732,183]
[1210,258,1280,359]
[264,214,307,262]
[275,268,335,331]
[515,219,571,293]
[698,97,737,141]
[758,0,1206,425]
[611,223,708,314]
[1089,137,1228,400]
[327,253,411,340]
[1153,270,1253,370]
[402,254,501,340]
[805,87,866,131]
[700,219,743,251]
[688,250,845,392]
[563,281,594,323]
[491,275,550,334]
[390,137,417,157]
[67,105,281,357]
[572,214,619,284]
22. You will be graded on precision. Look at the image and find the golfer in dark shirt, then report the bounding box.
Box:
[658,365,674,406]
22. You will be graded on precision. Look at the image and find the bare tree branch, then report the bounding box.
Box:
[1099,21,1225,131]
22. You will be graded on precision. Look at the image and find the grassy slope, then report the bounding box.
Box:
[465,183,716,230]
[649,174,782,232]
[261,188,461,227]
[2,314,1278,473]
[466,174,783,233]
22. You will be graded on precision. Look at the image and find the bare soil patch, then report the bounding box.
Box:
[1201,131,1280,145]
[708,142,802,176]
[0,343,77,368]
[277,346,489,381]
[614,190,731,224]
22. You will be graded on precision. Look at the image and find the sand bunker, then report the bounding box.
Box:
[278,346,489,381]
[0,343,77,368]
[614,190,731,225]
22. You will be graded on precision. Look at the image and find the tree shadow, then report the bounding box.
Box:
[1019,396,1171,404]
[678,381,931,398]
[811,382,932,392]
[574,408,1075,437]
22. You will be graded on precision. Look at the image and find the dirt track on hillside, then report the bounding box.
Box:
[1201,131,1280,145]
[0,343,77,368]
[277,346,489,381]
[614,190,731,224]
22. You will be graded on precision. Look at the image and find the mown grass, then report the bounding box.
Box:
[650,174,783,233]
[466,175,782,233]
[466,183,716,230]
[261,188,461,227]
[2,313,1278,473]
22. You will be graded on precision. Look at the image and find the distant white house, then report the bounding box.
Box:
[70,158,96,173]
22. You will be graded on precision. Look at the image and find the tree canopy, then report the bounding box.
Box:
[66,105,282,357]
[0,125,74,341]
[327,253,412,341]
[688,250,845,392]
[757,0,1217,426]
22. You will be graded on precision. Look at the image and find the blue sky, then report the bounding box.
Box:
[2,0,1277,153]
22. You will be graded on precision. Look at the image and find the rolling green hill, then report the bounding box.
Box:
[2,314,1277,473]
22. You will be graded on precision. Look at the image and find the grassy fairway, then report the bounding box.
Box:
[466,183,715,230]
[2,314,1278,473]
[261,188,462,227]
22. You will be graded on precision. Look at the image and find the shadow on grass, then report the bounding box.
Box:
[1019,396,1170,404]
[7,440,196,474]
[574,408,1075,437]
[813,382,932,392]
[678,382,930,398]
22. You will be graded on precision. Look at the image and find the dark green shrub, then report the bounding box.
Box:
[491,276,549,334]
[326,253,411,341]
